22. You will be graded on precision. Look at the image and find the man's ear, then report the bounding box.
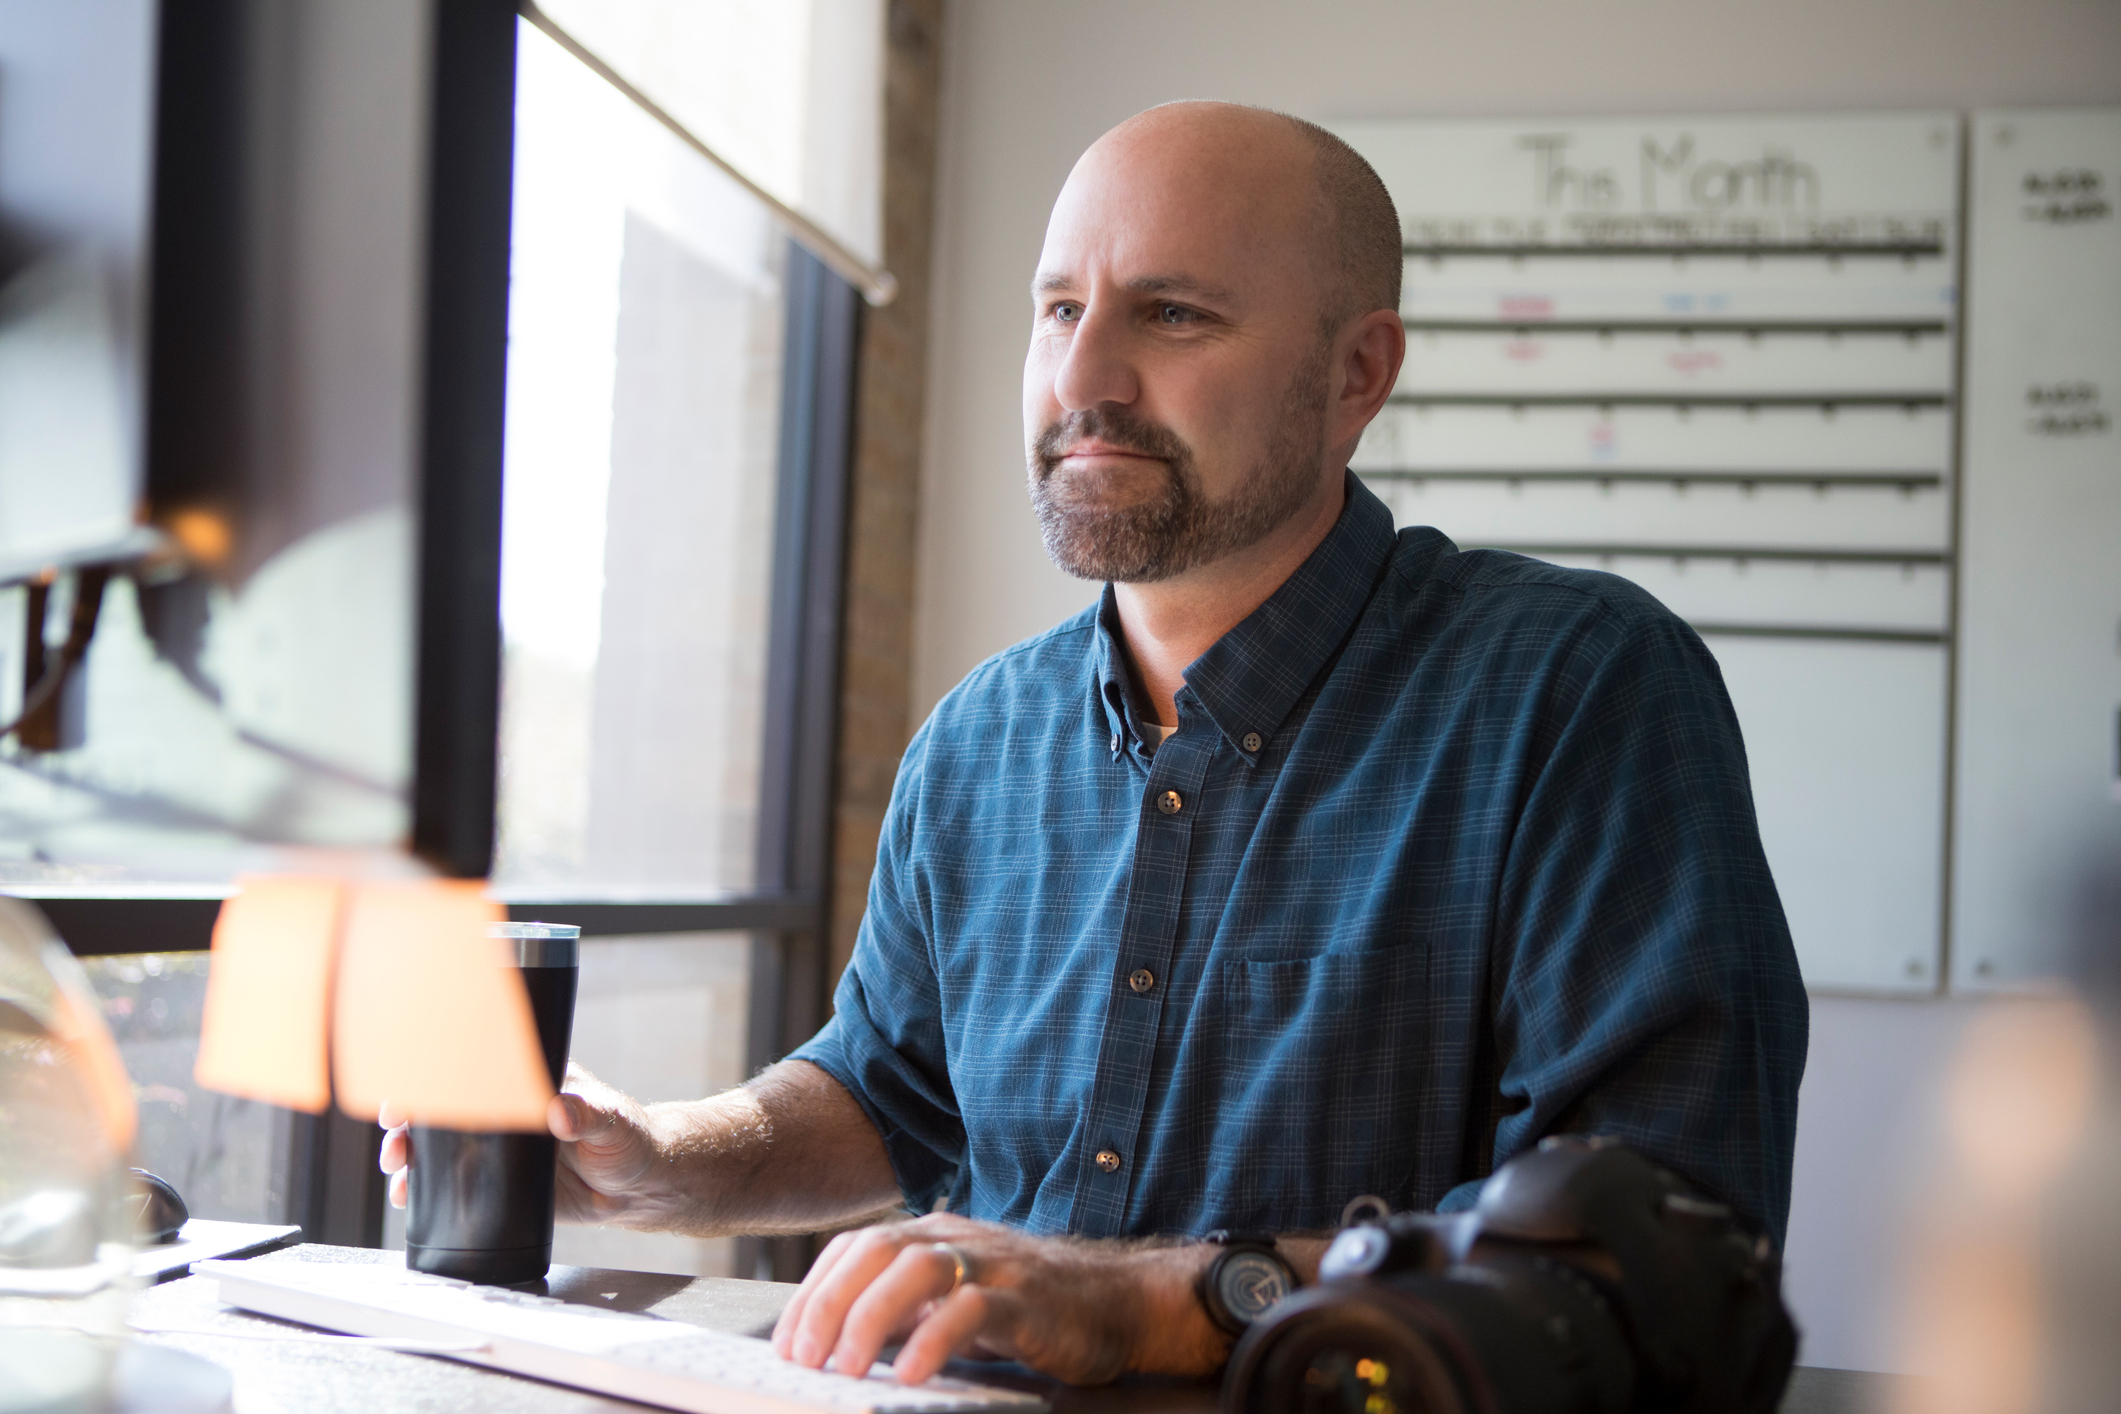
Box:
[1331,307,1407,447]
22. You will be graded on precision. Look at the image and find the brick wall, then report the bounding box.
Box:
[828,0,944,989]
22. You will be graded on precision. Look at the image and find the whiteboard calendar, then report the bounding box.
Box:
[1335,113,1962,993]
[1952,109,2121,991]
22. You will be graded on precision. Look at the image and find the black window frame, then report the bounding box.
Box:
[40,1,861,1277]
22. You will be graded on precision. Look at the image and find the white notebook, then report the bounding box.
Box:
[199,1259,1046,1414]
[135,1219,302,1282]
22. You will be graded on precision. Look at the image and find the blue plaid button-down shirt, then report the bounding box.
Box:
[792,475,1808,1245]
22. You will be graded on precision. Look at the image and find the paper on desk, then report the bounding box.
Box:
[331,881,554,1130]
[193,876,341,1112]
[202,1259,701,1356]
[133,1219,302,1280]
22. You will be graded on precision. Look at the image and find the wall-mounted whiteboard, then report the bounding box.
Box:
[1953,109,2121,990]
[1336,113,1962,993]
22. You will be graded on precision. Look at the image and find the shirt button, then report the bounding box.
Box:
[1241,731,1263,753]
[1095,1149,1122,1174]
[1156,790,1182,815]
[1110,732,1121,752]
[1128,968,1155,994]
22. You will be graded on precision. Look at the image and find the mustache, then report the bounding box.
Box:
[1031,406,1193,477]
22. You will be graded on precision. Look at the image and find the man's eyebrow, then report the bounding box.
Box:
[1029,272,1238,303]
[1124,274,1237,303]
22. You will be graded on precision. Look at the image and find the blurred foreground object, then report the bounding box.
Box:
[192,876,553,1130]
[0,897,138,1413]
[1892,990,2120,1414]
[0,254,145,581]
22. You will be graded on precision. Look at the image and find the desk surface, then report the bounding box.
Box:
[132,1244,1896,1413]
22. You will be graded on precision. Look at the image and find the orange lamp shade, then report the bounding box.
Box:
[194,876,556,1132]
[193,876,341,1113]
[330,881,554,1130]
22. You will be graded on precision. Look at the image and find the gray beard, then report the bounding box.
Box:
[1027,344,1331,584]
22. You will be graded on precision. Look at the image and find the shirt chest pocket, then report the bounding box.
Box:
[1212,943,1430,1082]
[1185,945,1436,1224]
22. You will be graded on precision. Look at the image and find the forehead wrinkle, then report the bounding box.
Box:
[1030,270,1241,304]
[1125,274,1238,304]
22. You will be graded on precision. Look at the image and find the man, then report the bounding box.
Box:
[383,102,1806,1387]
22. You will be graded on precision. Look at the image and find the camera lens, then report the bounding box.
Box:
[1226,1261,1637,1414]
[1231,1287,1472,1414]
[1294,1349,1417,1414]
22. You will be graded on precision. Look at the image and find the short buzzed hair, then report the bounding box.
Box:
[1279,114,1403,331]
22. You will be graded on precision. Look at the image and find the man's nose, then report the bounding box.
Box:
[1051,304,1139,412]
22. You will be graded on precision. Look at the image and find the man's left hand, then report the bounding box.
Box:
[769,1213,1231,1386]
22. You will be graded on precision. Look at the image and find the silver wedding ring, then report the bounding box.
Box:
[931,1241,973,1294]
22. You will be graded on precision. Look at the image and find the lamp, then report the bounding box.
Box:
[193,877,553,1131]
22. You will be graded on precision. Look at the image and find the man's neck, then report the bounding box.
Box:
[1114,472,1346,728]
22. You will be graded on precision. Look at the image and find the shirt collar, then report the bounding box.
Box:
[1094,471,1399,761]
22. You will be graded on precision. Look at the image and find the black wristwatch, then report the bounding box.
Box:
[1196,1229,1297,1336]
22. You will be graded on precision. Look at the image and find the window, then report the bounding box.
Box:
[493,21,790,897]
[19,6,869,1280]
[447,14,865,1280]
[82,950,287,1223]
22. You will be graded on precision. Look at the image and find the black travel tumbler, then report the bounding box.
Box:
[405,922,579,1285]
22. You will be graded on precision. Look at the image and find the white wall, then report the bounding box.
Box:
[912,0,2121,1375]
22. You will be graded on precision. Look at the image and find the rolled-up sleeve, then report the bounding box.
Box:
[788,725,964,1212]
[1433,611,1809,1244]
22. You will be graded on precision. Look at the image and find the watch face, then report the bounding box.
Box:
[1218,1250,1293,1325]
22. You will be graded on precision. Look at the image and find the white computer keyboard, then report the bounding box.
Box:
[198,1259,1047,1414]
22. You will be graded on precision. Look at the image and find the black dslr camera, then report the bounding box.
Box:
[1222,1136,1797,1414]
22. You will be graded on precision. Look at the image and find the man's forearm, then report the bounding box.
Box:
[1115,1234,1330,1375]
[619,1060,904,1238]
[771,1216,1336,1384]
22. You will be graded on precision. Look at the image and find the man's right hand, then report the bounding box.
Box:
[379,1061,669,1226]
[546,1061,669,1226]
[379,1056,903,1239]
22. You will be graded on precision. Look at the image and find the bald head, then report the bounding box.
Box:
[1024,102,1409,588]
[1279,113,1404,326]
[1083,102,1402,333]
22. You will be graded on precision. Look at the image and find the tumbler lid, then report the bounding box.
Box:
[488,921,579,968]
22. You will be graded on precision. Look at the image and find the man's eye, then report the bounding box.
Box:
[1157,304,1196,325]
[1052,302,1082,323]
